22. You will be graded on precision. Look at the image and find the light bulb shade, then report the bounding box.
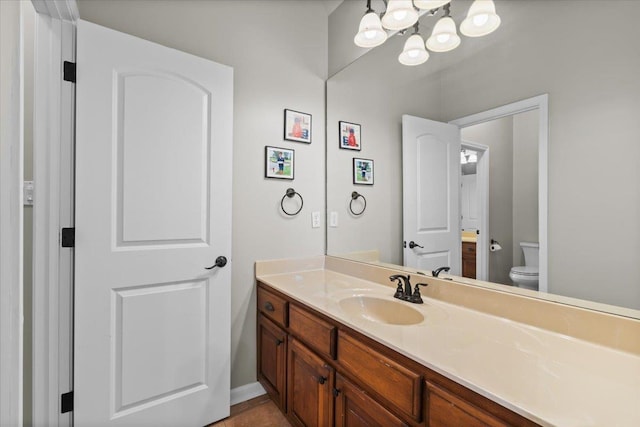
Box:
[460,151,468,164]
[460,0,501,37]
[381,0,419,31]
[426,16,461,52]
[354,12,388,48]
[398,34,429,66]
[413,0,451,10]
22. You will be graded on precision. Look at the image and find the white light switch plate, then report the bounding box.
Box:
[24,181,34,206]
[330,211,338,227]
[312,211,321,228]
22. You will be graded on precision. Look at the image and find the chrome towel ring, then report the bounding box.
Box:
[349,191,366,216]
[281,188,303,216]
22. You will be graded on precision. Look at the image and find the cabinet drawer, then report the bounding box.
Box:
[258,286,288,328]
[289,304,336,360]
[426,382,507,427]
[462,241,476,257]
[337,330,422,422]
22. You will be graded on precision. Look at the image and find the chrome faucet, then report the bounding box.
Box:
[389,274,427,304]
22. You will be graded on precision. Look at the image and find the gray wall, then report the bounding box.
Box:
[512,110,539,267]
[328,0,640,309]
[462,117,514,285]
[78,0,328,389]
[438,0,640,307]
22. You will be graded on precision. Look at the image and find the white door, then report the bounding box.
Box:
[402,115,461,275]
[75,20,233,426]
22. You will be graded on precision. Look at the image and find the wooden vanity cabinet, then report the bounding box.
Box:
[256,281,540,427]
[462,241,477,279]
[257,314,287,410]
[287,337,335,427]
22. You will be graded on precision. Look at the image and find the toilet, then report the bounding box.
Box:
[509,242,539,290]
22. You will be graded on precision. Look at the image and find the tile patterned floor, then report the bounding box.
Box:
[208,394,292,427]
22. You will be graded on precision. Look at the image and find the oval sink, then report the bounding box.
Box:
[339,296,424,325]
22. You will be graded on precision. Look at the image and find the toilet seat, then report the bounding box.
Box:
[510,266,538,277]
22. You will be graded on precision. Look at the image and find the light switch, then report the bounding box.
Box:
[24,181,34,206]
[330,211,338,227]
[312,211,321,228]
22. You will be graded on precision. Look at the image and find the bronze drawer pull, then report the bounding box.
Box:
[264,301,275,312]
[275,338,283,346]
[318,376,327,385]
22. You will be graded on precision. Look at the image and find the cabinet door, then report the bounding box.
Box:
[288,337,334,427]
[335,374,408,427]
[257,314,287,410]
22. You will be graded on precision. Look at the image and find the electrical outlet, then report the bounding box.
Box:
[330,211,338,227]
[312,211,321,228]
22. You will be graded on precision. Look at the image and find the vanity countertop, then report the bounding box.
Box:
[256,261,640,427]
[461,230,477,243]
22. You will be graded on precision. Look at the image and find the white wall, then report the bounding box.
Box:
[77,0,328,389]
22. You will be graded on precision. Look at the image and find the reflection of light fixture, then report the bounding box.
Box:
[414,0,451,10]
[461,149,478,164]
[381,0,420,31]
[460,0,501,37]
[426,6,461,52]
[354,0,388,48]
[398,24,429,66]
[353,0,502,66]
[460,150,468,164]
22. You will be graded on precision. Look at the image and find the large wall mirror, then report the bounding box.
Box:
[326,0,640,316]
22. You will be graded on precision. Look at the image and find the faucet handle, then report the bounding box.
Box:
[411,283,427,304]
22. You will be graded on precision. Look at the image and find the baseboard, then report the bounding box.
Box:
[230,381,266,406]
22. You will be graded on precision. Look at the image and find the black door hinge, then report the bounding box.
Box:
[61,391,74,413]
[61,228,75,247]
[63,61,76,83]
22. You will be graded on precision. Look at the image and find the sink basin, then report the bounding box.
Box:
[339,296,424,325]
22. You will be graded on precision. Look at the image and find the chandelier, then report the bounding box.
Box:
[354,0,501,66]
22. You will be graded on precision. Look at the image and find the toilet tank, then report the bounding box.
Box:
[520,242,539,267]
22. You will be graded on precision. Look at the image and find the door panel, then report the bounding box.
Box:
[403,115,461,274]
[117,71,210,245]
[75,20,233,426]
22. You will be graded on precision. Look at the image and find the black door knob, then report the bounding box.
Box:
[409,241,424,249]
[205,256,228,270]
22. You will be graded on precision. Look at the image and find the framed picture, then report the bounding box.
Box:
[284,109,312,143]
[265,146,295,180]
[339,121,361,151]
[353,158,374,185]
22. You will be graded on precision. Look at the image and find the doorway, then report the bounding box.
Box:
[451,95,548,292]
[459,142,489,281]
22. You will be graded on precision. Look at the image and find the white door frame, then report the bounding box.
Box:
[450,94,549,293]
[1,1,24,425]
[460,140,490,282]
[30,0,78,426]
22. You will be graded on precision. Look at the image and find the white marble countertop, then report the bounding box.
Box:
[257,268,640,427]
